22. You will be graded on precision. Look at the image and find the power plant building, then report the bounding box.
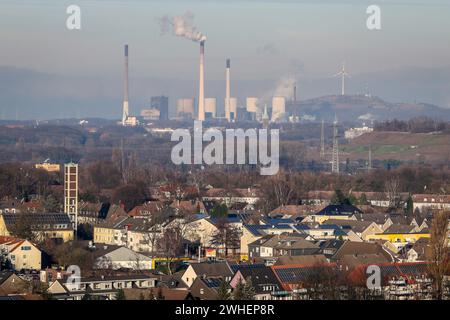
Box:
[246,97,258,113]
[271,96,286,122]
[150,96,169,120]
[176,98,195,119]
[204,97,217,119]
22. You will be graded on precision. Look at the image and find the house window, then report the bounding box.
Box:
[21,246,31,251]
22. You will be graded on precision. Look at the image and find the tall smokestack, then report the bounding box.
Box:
[122,44,129,125]
[198,40,205,121]
[225,59,231,121]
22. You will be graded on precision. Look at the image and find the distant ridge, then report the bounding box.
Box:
[287,95,450,122]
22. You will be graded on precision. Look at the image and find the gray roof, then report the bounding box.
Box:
[1,212,72,230]
[190,262,233,278]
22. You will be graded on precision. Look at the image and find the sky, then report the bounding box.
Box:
[0,0,449,120]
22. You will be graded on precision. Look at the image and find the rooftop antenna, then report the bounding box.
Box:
[334,62,350,96]
[331,114,339,173]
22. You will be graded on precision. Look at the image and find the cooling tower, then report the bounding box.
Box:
[271,96,286,122]
[246,97,258,113]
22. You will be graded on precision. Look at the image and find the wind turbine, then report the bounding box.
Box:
[334,62,350,96]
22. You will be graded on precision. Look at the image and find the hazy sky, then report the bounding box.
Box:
[0,0,449,119]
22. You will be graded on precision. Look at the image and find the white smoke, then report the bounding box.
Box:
[273,76,297,100]
[358,113,376,121]
[159,11,206,42]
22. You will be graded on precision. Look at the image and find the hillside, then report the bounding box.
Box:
[341,131,450,163]
[287,95,450,122]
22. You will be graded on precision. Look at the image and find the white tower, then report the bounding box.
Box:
[331,115,339,173]
[198,40,206,121]
[122,45,129,125]
[64,163,78,232]
[225,59,231,121]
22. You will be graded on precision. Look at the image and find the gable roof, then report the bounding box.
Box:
[244,224,294,237]
[332,241,394,262]
[324,219,376,234]
[274,254,328,266]
[383,224,416,234]
[338,253,390,270]
[235,266,282,294]
[271,263,336,286]
[189,262,233,278]
[315,204,363,216]
[1,212,72,231]
[98,247,151,262]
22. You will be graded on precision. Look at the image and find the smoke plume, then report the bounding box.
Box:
[159,11,206,42]
[274,76,297,100]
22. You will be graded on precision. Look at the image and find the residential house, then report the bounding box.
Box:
[202,188,261,206]
[406,238,431,262]
[190,276,222,300]
[271,263,336,299]
[337,253,391,272]
[330,241,395,263]
[94,246,152,270]
[412,194,450,212]
[94,216,162,253]
[301,224,348,240]
[78,202,127,225]
[181,262,234,288]
[318,239,346,259]
[0,271,29,296]
[302,204,362,224]
[324,219,384,241]
[0,236,41,270]
[346,262,433,300]
[240,224,296,261]
[248,234,320,261]
[366,225,430,250]
[273,254,328,267]
[0,213,74,243]
[230,265,285,300]
[47,273,158,300]
[268,205,321,221]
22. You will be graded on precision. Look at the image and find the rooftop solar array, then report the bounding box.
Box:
[230,263,266,273]
[202,277,222,288]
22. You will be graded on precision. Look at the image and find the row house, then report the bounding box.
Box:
[93,216,162,253]
[0,212,74,243]
[412,194,450,212]
[47,273,158,300]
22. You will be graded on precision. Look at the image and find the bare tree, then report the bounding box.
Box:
[428,211,450,300]
[156,226,184,275]
[258,170,296,212]
[385,176,401,209]
[209,218,241,258]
